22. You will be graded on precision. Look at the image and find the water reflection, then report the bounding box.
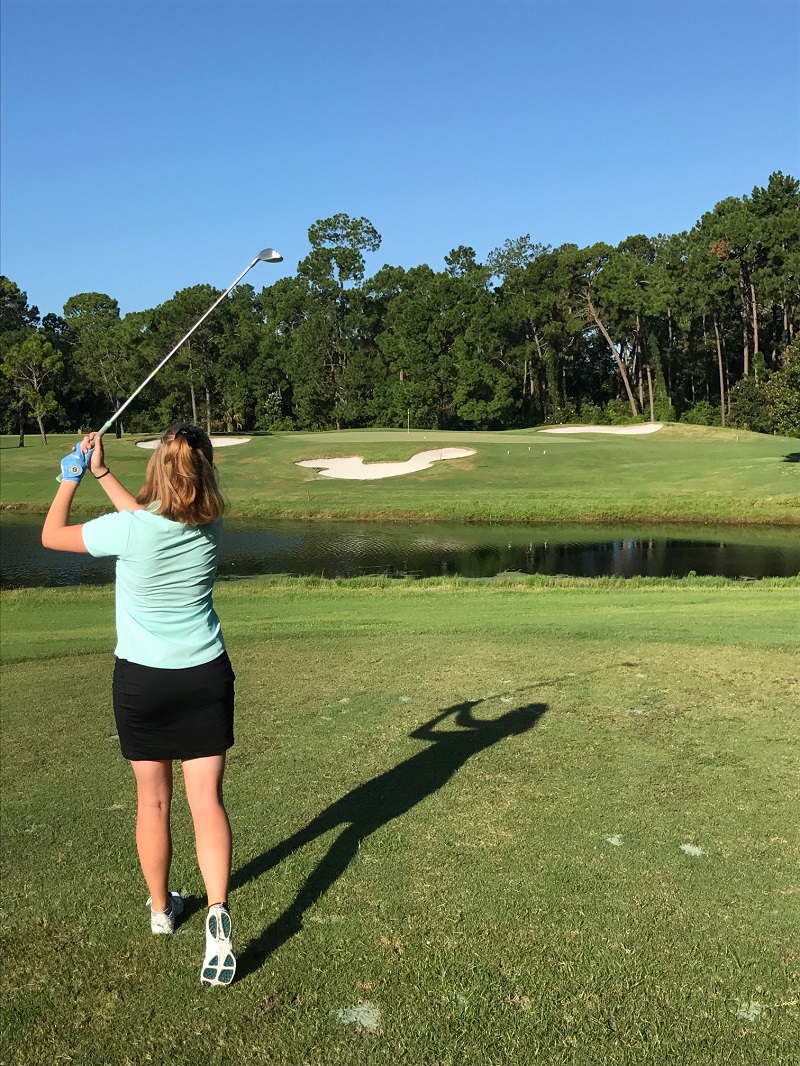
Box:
[1,514,798,587]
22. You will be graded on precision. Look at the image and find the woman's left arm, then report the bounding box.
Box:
[42,434,142,552]
[42,479,89,553]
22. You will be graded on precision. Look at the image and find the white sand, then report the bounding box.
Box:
[296,447,476,480]
[136,436,251,449]
[542,423,664,435]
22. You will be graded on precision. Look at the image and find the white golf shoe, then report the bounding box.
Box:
[201,903,236,987]
[147,891,185,935]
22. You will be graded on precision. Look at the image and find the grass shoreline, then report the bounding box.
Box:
[3,571,799,595]
[3,500,799,527]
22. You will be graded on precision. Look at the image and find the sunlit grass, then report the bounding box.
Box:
[2,424,798,524]
[2,577,798,1064]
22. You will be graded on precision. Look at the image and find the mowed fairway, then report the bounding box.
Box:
[1,423,798,524]
[2,577,798,1065]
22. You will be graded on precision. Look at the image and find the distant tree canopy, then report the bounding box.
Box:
[2,174,799,442]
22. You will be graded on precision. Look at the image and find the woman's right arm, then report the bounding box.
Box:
[83,433,140,512]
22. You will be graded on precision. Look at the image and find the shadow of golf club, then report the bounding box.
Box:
[231,697,547,978]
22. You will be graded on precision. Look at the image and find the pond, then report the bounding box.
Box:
[1,513,798,588]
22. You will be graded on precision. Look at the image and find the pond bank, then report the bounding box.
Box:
[3,514,799,588]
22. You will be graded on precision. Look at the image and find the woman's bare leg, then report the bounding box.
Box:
[130,759,174,912]
[182,754,231,906]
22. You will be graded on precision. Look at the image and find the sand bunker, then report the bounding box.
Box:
[136,436,251,449]
[542,423,663,435]
[296,447,476,480]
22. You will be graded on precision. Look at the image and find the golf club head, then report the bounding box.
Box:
[257,248,283,263]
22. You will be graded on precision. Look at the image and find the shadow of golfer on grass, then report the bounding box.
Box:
[232,697,547,977]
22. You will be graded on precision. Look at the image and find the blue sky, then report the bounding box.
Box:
[1,0,798,318]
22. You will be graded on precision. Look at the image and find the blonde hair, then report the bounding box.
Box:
[137,424,224,526]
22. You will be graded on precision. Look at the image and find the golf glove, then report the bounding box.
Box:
[57,443,93,483]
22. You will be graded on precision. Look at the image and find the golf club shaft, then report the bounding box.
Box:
[96,255,262,439]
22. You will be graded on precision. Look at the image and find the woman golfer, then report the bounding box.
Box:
[42,424,236,987]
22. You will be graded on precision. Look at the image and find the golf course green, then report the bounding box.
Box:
[1,423,798,524]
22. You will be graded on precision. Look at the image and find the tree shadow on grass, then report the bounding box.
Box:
[231,696,547,978]
[783,452,800,463]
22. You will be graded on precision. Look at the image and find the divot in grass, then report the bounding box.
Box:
[680,843,706,857]
[605,835,624,847]
[335,1003,381,1032]
[735,999,765,1022]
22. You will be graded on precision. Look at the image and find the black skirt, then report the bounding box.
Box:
[112,652,235,761]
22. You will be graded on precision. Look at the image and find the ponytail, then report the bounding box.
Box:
[137,424,225,526]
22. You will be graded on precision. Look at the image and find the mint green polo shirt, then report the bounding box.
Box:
[82,509,226,669]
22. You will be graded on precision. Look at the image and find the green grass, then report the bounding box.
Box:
[2,577,799,1065]
[2,424,799,525]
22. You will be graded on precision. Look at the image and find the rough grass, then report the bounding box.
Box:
[2,424,798,525]
[1,577,798,1065]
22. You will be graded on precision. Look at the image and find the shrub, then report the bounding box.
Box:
[728,340,800,437]
[651,383,676,423]
[680,401,719,426]
[577,401,606,425]
[763,340,800,436]
[728,377,770,433]
[255,390,290,431]
[544,402,578,425]
[604,398,643,425]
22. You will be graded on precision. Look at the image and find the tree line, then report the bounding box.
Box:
[2,171,799,445]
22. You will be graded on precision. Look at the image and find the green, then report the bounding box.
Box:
[2,423,799,525]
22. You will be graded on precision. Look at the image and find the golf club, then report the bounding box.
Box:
[95,247,284,439]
